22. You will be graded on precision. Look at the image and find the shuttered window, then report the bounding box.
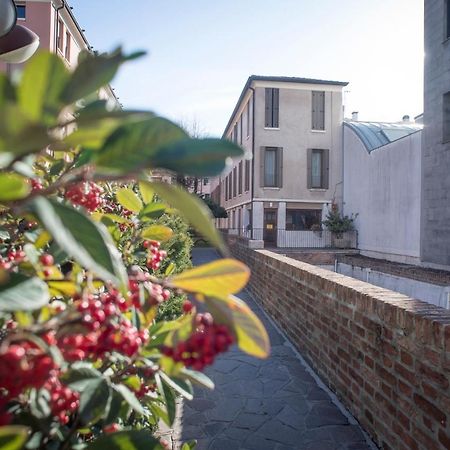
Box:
[238,161,243,194]
[265,88,279,128]
[233,124,238,144]
[244,159,250,192]
[246,101,251,137]
[225,177,228,200]
[229,173,233,198]
[239,115,243,145]
[261,147,283,188]
[312,91,325,130]
[307,149,329,189]
[444,92,450,142]
[233,167,237,197]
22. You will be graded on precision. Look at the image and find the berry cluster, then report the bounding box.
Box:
[144,240,167,271]
[65,182,104,212]
[30,178,43,192]
[54,293,149,361]
[162,313,234,371]
[44,377,79,424]
[0,248,26,270]
[0,341,59,424]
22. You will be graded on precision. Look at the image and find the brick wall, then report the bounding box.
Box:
[226,236,450,450]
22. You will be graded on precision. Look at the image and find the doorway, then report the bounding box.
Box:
[263,209,277,246]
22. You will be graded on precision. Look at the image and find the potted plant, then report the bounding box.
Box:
[322,204,357,248]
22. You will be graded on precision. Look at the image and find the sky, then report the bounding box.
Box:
[70,0,424,136]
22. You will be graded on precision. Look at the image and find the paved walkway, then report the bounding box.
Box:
[171,248,374,450]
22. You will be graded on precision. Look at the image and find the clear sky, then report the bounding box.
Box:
[70,0,424,136]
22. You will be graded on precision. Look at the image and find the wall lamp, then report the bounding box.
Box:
[0,0,39,63]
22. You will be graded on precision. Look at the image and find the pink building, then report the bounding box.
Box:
[2,0,117,105]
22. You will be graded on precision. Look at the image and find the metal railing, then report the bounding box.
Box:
[219,228,358,249]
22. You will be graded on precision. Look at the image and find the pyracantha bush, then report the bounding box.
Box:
[0,49,269,450]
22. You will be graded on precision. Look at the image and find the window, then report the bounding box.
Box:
[307,149,329,189]
[244,159,250,192]
[65,31,71,60]
[286,210,322,231]
[246,101,251,137]
[233,167,237,197]
[203,178,209,186]
[57,20,64,51]
[312,91,325,130]
[229,174,232,199]
[238,161,243,195]
[16,5,26,19]
[262,147,282,188]
[233,124,238,144]
[239,115,243,145]
[265,88,279,128]
[443,92,450,142]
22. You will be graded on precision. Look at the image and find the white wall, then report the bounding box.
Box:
[343,126,422,264]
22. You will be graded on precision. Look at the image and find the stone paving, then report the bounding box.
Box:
[170,248,375,450]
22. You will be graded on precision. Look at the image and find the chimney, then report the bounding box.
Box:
[351,111,359,121]
[402,115,410,123]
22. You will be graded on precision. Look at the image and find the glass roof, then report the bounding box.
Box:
[345,121,422,152]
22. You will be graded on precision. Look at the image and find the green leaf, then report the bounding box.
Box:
[205,295,270,359]
[85,430,161,450]
[62,48,145,104]
[141,225,173,242]
[138,203,166,220]
[148,181,225,252]
[169,258,249,297]
[151,138,243,177]
[180,368,214,390]
[0,426,30,450]
[158,372,193,401]
[0,273,49,312]
[138,181,154,204]
[79,378,112,426]
[18,51,69,124]
[112,384,145,415]
[0,104,51,159]
[154,373,177,427]
[0,173,31,202]
[61,362,102,390]
[32,197,127,287]
[95,118,187,173]
[116,188,143,213]
[181,441,197,450]
[0,74,16,107]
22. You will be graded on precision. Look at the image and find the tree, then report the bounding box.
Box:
[0,49,269,449]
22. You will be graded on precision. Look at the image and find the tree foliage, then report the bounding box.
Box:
[0,49,270,450]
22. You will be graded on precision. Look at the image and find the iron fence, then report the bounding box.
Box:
[219,228,358,249]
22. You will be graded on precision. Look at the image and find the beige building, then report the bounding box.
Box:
[211,75,348,247]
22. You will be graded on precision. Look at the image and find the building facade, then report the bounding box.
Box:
[211,75,348,247]
[1,0,117,105]
[421,0,450,268]
[343,120,423,264]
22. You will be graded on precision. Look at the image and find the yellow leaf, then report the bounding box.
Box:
[35,231,51,249]
[48,281,78,297]
[139,181,154,204]
[141,225,173,242]
[116,188,143,213]
[205,295,270,359]
[169,259,249,297]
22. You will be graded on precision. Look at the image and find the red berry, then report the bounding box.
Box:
[40,254,54,266]
[103,423,120,433]
[182,300,193,314]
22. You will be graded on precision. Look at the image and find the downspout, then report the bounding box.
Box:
[54,0,65,53]
[249,86,255,239]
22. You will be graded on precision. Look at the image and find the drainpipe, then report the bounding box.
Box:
[249,86,255,239]
[54,0,65,53]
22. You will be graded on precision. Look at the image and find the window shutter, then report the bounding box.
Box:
[273,89,279,127]
[307,149,312,188]
[312,92,317,130]
[319,92,325,130]
[240,115,243,145]
[265,88,272,127]
[277,147,283,187]
[323,149,329,189]
[260,147,265,187]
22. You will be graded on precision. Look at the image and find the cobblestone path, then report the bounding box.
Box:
[168,248,375,450]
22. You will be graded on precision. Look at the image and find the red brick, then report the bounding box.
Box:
[438,428,450,449]
[418,363,449,389]
[397,410,410,430]
[412,426,441,450]
[392,422,418,450]
[400,350,413,367]
[376,364,397,387]
[398,380,413,397]
[421,381,438,400]
[413,394,447,426]
[394,362,418,387]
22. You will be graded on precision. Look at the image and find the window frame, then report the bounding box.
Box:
[307,148,329,189]
[443,92,450,143]
[312,91,325,131]
[286,209,322,231]
[244,159,250,192]
[57,19,64,51]
[262,147,282,188]
[16,4,26,20]
[64,31,71,61]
